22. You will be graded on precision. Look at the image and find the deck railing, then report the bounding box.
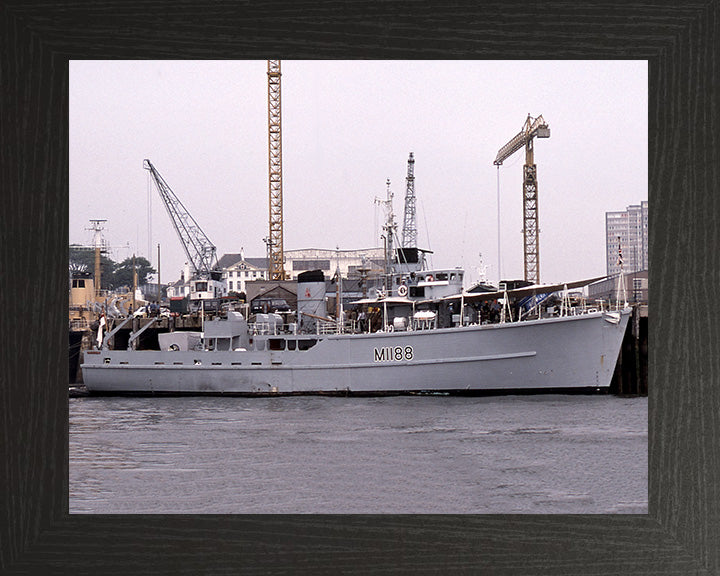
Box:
[248,320,359,336]
[69,318,90,331]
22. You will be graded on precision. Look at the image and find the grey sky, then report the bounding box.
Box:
[69,60,647,286]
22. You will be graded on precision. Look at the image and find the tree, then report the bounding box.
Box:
[113,256,155,289]
[228,291,246,302]
[69,245,155,290]
[69,244,116,290]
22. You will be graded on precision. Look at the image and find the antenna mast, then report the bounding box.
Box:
[401,152,417,248]
[87,219,107,297]
[380,179,397,289]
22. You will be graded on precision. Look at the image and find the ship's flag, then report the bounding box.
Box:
[96,314,106,349]
[617,236,623,268]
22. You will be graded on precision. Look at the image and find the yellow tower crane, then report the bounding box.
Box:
[267,60,285,280]
[494,114,550,285]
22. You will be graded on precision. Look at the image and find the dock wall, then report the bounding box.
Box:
[610,304,648,396]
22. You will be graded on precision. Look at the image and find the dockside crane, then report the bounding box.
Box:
[143,159,219,280]
[267,60,285,280]
[494,114,550,285]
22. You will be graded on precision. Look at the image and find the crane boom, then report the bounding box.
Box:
[493,115,549,166]
[493,114,550,285]
[143,159,218,277]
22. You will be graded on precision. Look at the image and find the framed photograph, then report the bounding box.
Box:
[2,2,716,574]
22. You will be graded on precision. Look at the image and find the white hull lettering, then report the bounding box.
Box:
[373,346,413,362]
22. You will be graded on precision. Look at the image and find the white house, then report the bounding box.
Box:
[217,251,269,295]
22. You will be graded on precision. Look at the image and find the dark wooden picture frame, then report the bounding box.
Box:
[1,2,717,574]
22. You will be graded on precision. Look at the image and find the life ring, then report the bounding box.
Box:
[387,324,394,332]
[426,275,434,282]
[398,284,408,297]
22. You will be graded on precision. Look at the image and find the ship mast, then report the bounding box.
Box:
[401,152,417,248]
[375,179,397,293]
[615,236,628,309]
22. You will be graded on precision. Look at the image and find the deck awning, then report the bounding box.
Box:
[443,276,607,302]
[349,296,415,305]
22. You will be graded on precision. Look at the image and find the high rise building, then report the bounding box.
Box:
[606,200,648,276]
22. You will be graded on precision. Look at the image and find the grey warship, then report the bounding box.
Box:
[81,267,631,395]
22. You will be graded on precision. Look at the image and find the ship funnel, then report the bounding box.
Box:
[297,270,326,333]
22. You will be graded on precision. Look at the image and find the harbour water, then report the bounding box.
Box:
[69,394,647,514]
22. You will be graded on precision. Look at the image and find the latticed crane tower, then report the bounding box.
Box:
[267,60,285,280]
[494,114,550,285]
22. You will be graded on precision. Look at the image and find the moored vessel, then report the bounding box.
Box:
[81,274,631,395]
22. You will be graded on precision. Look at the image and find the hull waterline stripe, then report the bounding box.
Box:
[83,350,537,372]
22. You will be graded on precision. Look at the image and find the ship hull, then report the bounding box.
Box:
[81,310,630,395]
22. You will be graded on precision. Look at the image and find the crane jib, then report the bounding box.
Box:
[493,115,550,165]
[143,159,218,277]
